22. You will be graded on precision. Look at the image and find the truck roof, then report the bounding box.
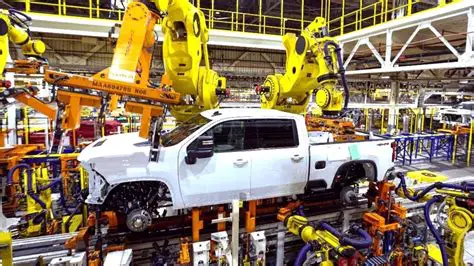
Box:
[200,108,302,120]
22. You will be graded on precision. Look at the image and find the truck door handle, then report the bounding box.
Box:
[291,154,304,162]
[233,158,248,167]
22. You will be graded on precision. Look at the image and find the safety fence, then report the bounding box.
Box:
[326,0,462,36]
[350,108,474,166]
[11,0,461,36]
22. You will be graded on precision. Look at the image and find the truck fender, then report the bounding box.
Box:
[332,160,377,188]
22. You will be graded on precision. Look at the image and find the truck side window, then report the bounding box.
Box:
[192,120,245,153]
[254,119,299,148]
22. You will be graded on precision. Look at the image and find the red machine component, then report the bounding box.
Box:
[28,120,122,147]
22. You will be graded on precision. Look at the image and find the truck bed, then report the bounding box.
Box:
[309,130,391,145]
[308,131,394,189]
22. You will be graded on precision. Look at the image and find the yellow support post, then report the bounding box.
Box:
[236,0,239,31]
[359,0,363,29]
[242,13,246,32]
[57,0,62,15]
[452,134,457,165]
[340,0,345,35]
[321,0,324,18]
[421,108,425,132]
[0,231,12,266]
[384,0,388,23]
[407,0,413,16]
[25,0,31,13]
[430,108,434,130]
[467,119,473,166]
[89,0,92,18]
[380,108,384,134]
[280,0,284,35]
[63,0,67,16]
[211,0,214,29]
[439,0,446,6]
[259,0,262,33]
[79,167,88,225]
[301,0,305,31]
[327,0,331,31]
[197,0,200,9]
[231,13,234,31]
[380,0,384,24]
[96,0,100,18]
[23,108,29,145]
[415,112,418,133]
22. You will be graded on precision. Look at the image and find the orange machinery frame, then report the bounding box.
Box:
[363,181,407,264]
[43,1,181,138]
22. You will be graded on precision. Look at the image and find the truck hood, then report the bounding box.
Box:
[78,133,151,179]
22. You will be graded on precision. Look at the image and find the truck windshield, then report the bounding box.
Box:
[161,115,211,147]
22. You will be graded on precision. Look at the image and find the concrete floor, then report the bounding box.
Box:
[400,161,474,179]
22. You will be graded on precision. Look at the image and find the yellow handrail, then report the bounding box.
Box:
[16,0,459,37]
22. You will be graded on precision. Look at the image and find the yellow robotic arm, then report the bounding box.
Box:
[160,0,227,121]
[0,9,46,78]
[256,17,348,116]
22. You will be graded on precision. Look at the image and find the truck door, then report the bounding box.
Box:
[178,120,251,207]
[248,119,308,199]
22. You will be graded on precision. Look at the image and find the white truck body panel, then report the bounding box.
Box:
[80,108,394,210]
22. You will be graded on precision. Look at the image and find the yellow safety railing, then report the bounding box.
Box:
[12,0,460,37]
[327,0,462,36]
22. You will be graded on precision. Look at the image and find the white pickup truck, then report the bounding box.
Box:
[80,108,394,232]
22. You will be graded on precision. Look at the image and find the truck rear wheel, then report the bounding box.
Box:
[103,181,172,232]
[339,185,359,206]
[333,161,376,205]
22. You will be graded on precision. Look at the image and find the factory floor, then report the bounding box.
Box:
[400,161,474,179]
[400,161,474,263]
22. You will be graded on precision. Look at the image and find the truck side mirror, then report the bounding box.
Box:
[185,135,214,164]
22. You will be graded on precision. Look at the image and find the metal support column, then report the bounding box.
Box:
[280,0,284,35]
[387,80,400,134]
[465,7,474,59]
[236,0,239,31]
[468,119,473,166]
[231,200,239,266]
[7,105,16,146]
[276,223,285,266]
[259,0,262,33]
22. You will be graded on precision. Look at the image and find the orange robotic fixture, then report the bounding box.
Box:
[43,1,181,139]
[363,180,407,264]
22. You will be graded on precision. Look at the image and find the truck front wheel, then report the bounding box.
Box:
[102,181,172,232]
